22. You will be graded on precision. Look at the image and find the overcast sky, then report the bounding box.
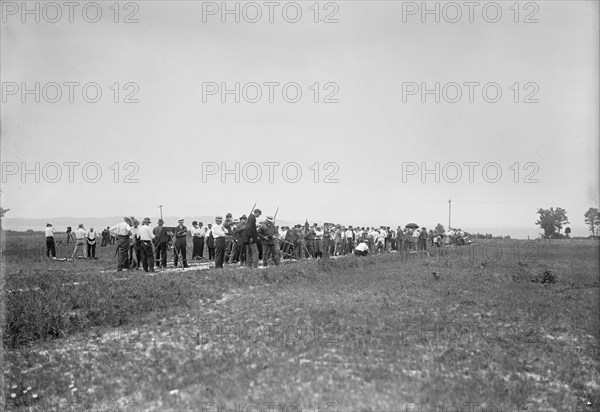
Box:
[1,1,598,236]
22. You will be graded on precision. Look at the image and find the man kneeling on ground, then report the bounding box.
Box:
[354,241,369,256]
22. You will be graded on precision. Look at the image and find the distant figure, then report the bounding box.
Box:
[223,213,234,263]
[87,227,98,259]
[258,216,280,267]
[66,227,74,245]
[129,219,141,269]
[44,223,56,258]
[71,224,87,259]
[110,217,133,271]
[206,223,215,260]
[419,227,428,250]
[197,222,206,260]
[153,218,169,268]
[101,227,110,247]
[173,218,189,268]
[230,218,243,264]
[212,216,227,269]
[139,217,155,272]
[243,209,261,269]
[191,221,203,260]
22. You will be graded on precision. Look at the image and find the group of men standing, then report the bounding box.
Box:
[43,223,99,259]
[48,213,450,270]
[106,209,281,271]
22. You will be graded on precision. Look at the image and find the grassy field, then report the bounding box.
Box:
[2,232,599,411]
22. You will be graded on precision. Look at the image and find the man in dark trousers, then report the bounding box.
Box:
[153,218,169,268]
[139,217,155,272]
[236,215,247,265]
[228,218,242,264]
[101,227,110,247]
[173,218,189,268]
[258,216,280,267]
[109,217,133,272]
[212,215,227,268]
[191,221,202,260]
[223,212,234,262]
[243,208,261,268]
[44,223,56,258]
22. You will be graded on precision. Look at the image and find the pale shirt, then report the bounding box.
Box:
[75,228,87,239]
[345,229,353,239]
[87,230,97,240]
[130,226,140,239]
[197,227,206,237]
[191,227,202,237]
[211,223,226,238]
[139,225,155,241]
[110,222,131,236]
[44,227,55,237]
[356,242,369,252]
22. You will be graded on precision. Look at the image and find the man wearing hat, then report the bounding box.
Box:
[212,216,227,268]
[243,208,261,268]
[173,218,189,268]
[304,224,315,258]
[228,218,242,264]
[110,217,133,271]
[139,217,155,272]
[223,212,234,263]
[258,216,280,267]
[153,218,169,268]
[44,223,56,258]
[322,224,331,258]
[129,218,141,269]
[191,221,203,260]
[233,215,247,265]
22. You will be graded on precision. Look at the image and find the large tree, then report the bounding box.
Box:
[434,223,445,234]
[584,207,600,236]
[535,207,569,239]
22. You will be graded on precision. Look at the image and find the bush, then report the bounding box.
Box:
[531,269,557,285]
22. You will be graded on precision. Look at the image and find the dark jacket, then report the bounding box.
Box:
[258,221,277,244]
[243,214,258,243]
[153,225,170,244]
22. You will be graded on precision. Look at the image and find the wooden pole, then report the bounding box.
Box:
[448,199,451,230]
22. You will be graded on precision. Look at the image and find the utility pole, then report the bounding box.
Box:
[158,205,163,220]
[448,199,451,230]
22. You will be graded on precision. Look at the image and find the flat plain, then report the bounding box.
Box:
[3,233,599,411]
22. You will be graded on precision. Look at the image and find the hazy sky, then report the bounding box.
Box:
[1,1,598,236]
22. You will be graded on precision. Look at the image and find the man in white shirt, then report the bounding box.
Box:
[86,227,98,259]
[44,223,56,258]
[205,223,215,260]
[345,226,354,255]
[138,217,155,272]
[110,217,133,271]
[211,216,227,268]
[191,221,201,260]
[129,219,141,269]
[71,224,87,259]
[196,222,206,259]
[313,226,324,259]
[376,230,386,253]
[355,241,369,256]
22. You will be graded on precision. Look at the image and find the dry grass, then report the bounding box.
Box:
[3,234,599,411]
